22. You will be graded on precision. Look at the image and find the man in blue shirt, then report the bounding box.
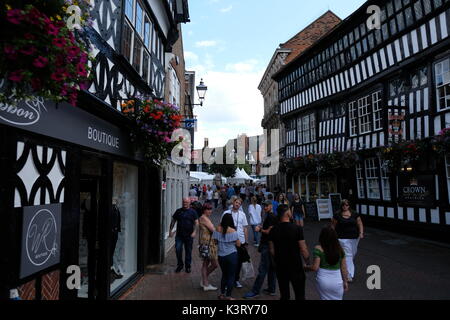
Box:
[227,185,236,199]
[170,198,199,273]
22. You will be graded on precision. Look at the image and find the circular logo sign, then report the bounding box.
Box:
[25,209,59,266]
[0,102,40,126]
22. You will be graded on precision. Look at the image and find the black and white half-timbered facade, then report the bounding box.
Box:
[274,0,450,241]
[0,0,190,300]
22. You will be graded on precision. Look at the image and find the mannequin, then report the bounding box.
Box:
[111,198,123,280]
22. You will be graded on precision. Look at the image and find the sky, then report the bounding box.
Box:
[183,0,368,149]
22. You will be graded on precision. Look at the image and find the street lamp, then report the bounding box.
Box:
[196,78,208,106]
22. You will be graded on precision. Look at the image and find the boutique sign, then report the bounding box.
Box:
[0,99,135,159]
[398,174,436,207]
[20,204,62,279]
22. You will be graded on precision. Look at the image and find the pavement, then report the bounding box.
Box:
[122,202,450,300]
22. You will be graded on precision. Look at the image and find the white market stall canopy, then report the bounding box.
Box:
[190,172,227,186]
[227,168,255,185]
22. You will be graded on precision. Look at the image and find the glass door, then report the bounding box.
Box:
[78,178,100,299]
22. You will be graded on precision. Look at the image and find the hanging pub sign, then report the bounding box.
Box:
[20,204,62,279]
[398,174,436,207]
[388,106,406,143]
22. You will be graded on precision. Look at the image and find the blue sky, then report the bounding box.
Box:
[183,0,368,149]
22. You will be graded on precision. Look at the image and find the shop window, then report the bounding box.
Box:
[380,161,392,200]
[435,58,450,111]
[356,164,365,198]
[110,162,139,293]
[365,158,381,199]
[358,96,371,134]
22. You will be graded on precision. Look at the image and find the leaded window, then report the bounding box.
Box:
[365,158,381,199]
[356,164,365,198]
[358,96,371,134]
[435,57,450,111]
[372,91,383,130]
[380,161,391,201]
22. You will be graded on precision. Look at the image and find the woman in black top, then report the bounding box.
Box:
[331,200,364,283]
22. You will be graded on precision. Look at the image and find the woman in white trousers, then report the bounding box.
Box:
[331,200,364,282]
[305,226,349,300]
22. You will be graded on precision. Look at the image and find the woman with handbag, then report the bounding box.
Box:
[213,214,241,300]
[199,203,219,291]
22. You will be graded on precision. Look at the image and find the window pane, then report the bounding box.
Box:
[125,0,134,21]
[133,35,142,72]
[122,22,133,62]
[135,2,143,36]
[414,1,423,19]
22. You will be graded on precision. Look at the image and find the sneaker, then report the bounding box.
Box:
[203,285,218,292]
[175,266,183,273]
[243,292,259,299]
[263,289,276,296]
[235,281,243,288]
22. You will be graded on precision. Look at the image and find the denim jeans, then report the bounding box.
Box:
[218,252,238,297]
[251,244,276,294]
[175,236,193,268]
[251,225,261,245]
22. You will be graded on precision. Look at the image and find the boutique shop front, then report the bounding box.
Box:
[0,95,158,300]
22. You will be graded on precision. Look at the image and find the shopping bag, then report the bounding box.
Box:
[241,261,255,281]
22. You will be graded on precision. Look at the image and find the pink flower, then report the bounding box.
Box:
[47,25,59,36]
[79,82,89,90]
[8,70,24,82]
[79,53,88,64]
[67,46,81,58]
[27,7,43,24]
[4,45,15,55]
[6,9,23,25]
[52,38,66,48]
[33,56,49,68]
[76,63,88,77]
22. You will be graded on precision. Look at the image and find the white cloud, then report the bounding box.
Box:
[220,5,233,13]
[225,59,259,73]
[184,51,199,64]
[187,58,265,149]
[195,40,218,48]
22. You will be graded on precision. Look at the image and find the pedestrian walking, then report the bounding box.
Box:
[213,214,241,300]
[169,198,199,273]
[268,194,278,216]
[248,196,262,247]
[277,193,290,206]
[305,226,349,300]
[206,186,214,202]
[189,186,197,198]
[213,190,220,209]
[199,203,219,292]
[220,188,228,210]
[227,185,236,200]
[331,199,364,282]
[268,205,310,300]
[291,194,306,227]
[286,189,294,206]
[222,198,249,289]
[244,200,278,299]
[240,185,247,203]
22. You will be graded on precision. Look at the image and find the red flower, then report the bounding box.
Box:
[20,46,37,56]
[27,7,43,25]
[6,9,24,25]
[51,72,65,82]
[67,46,81,57]
[24,33,36,40]
[76,63,88,77]
[52,38,66,48]
[31,78,42,90]
[47,24,59,36]
[33,56,49,68]
[8,70,24,82]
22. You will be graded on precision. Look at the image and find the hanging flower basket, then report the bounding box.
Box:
[0,1,93,105]
[435,128,450,155]
[122,99,184,167]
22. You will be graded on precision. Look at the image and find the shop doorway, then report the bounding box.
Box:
[78,177,100,299]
